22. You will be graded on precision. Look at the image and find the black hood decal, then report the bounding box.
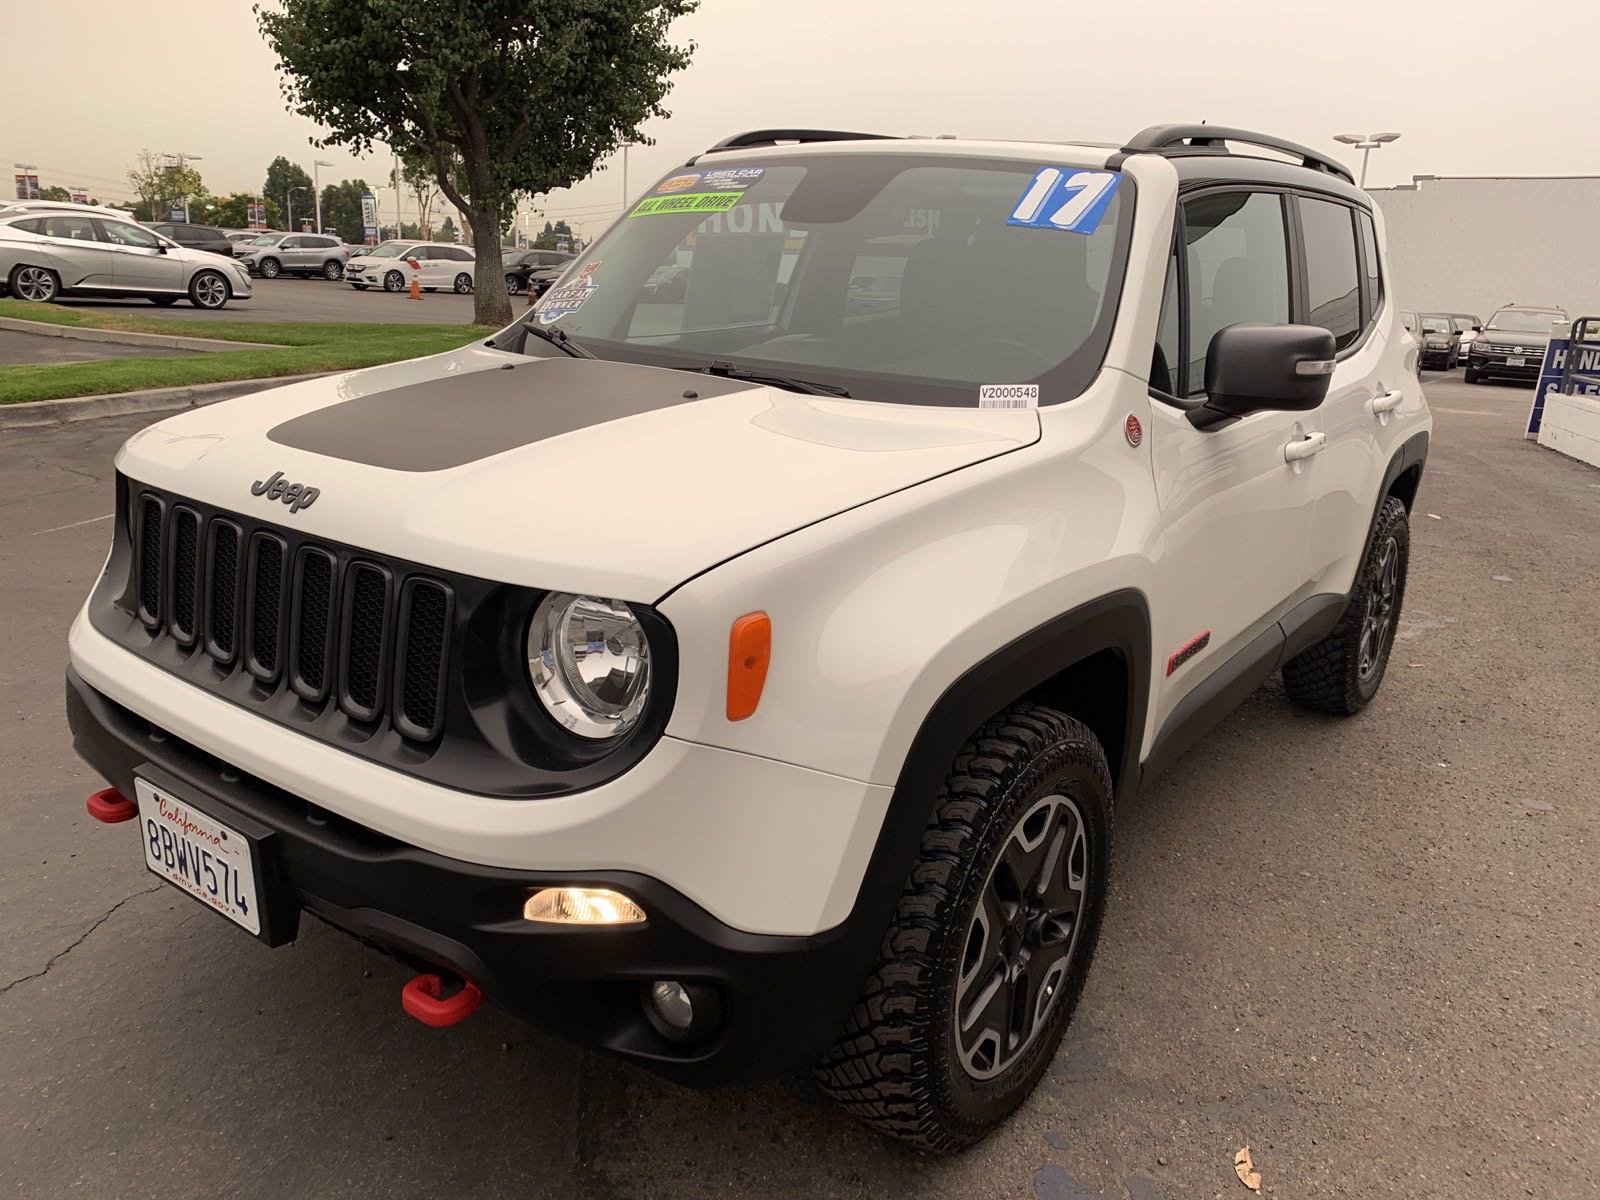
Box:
[267,357,755,472]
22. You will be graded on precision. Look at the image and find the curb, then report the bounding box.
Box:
[0,372,333,431]
[0,315,278,352]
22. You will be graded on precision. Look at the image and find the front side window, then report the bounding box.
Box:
[1297,197,1361,351]
[1182,191,1289,394]
[99,221,161,249]
[524,154,1133,406]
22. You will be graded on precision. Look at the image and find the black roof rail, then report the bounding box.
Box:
[702,129,899,154]
[1122,124,1356,184]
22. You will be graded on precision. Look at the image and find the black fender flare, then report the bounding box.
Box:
[1366,430,1430,557]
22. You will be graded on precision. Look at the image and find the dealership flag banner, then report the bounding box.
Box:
[13,172,39,200]
[361,192,379,244]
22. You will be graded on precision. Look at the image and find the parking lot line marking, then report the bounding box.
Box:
[33,513,112,536]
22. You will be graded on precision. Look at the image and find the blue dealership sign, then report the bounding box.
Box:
[1526,336,1600,437]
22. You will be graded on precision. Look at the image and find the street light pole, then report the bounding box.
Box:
[313,159,332,234]
[161,152,204,221]
[1332,132,1401,188]
[287,185,310,234]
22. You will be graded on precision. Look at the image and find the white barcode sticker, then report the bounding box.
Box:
[979,384,1039,409]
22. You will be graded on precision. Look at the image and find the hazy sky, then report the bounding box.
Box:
[8,0,1598,234]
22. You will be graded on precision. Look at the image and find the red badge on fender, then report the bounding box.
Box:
[1124,414,1143,447]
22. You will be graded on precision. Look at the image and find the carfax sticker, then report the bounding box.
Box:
[655,173,702,193]
[631,192,744,218]
[699,166,765,190]
[533,280,596,324]
[1006,168,1121,235]
[979,384,1039,409]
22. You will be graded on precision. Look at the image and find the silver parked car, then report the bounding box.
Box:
[0,211,253,309]
[235,232,349,279]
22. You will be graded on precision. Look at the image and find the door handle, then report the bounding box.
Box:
[1283,431,1327,462]
[1368,390,1403,415]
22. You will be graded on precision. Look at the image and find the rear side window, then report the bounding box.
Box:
[1357,211,1382,322]
[43,215,99,240]
[1182,191,1290,395]
[1297,197,1361,351]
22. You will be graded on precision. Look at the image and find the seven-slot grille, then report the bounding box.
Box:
[132,488,453,741]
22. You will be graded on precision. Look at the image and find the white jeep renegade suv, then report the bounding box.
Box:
[67,124,1429,1152]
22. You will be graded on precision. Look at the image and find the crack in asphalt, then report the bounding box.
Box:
[0,884,162,998]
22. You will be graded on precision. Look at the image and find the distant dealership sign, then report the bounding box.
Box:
[1527,331,1600,437]
[247,199,267,230]
[360,191,379,244]
[13,171,39,200]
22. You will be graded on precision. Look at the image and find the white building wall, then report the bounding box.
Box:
[1369,176,1600,322]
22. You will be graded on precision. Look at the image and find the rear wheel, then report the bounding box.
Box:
[322,259,343,280]
[816,703,1113,1152]
[9,264,59,303]
[453,272,473,294]
[350,283,368,291]
[188,270,230,309]
[383,270,405,293]
[258,257,281,279]
[1283,495,1410,715]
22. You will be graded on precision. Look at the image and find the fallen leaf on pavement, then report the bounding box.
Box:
[1427,513,1442,520]
[1234,1146,1262,1193]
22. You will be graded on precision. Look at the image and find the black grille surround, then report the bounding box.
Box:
[91,474,677,799]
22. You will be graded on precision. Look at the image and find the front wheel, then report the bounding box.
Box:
[188,270,230,310]
[150,296,180,306]
[453,272,473,294]
[383,271,405,293]
[506,274,522,295]
[322,260,343,280]
[816,703,1113,1153]
[1463,365,1480,384]
[9,264,59,303]
[258,257,281,279]
[1283,495,1410,715]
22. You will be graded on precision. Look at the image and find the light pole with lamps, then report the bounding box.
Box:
[161,152,204,221]
[287,184,311,234]
[313,159,333,233]
[1332,132,1401,187]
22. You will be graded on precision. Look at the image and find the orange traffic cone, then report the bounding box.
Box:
[408,259,421,300]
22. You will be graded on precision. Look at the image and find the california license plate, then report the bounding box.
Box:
[1507,356,1527,367]
[135,777,260,935]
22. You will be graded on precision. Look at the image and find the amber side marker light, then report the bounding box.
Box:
[726,611,772,721]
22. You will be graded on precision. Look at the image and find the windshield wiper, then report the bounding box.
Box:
[686,359,850,397]
[518,322,595,359]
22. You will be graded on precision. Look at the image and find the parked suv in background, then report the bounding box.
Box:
[66,125,1428,1153]
[147,222,235,258]
[1466,304,1567,384]
[345,241,476,292]
[1417,313,1461,369]
[0,211,252,307]
[505,248,574,295]
[236,232,349,279]
[1450,313,1481,362]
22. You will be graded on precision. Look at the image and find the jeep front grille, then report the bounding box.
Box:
[129,485,453,742]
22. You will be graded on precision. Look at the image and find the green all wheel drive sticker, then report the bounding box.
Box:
[630,191,743,217]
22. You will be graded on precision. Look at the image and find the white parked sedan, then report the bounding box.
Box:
[0,211,252,308]
[344,241,476,293]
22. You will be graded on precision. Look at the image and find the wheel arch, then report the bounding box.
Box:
[1367,431,1429,556]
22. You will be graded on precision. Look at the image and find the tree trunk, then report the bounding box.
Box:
[468,207,512,326]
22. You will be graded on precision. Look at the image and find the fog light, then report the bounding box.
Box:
[523,887,645,925]
[648,980,693,1030]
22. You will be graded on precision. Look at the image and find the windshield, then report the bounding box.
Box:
[1488,309,1560,333]
[1419,316,1451,334]
[248,234,282,246]
[523,154,1133,406]
[363,242,413,259]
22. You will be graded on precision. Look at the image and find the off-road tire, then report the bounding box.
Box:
[1282,495,1410,715]
[815,702,1113,1153]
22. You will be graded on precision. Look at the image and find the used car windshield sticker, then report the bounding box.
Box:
[656,173,702,193]
[1006,168,1121,234]
[631,192,744,218]
[979,384,1039,409]
[699,167,765,190]
[534,280,596,324]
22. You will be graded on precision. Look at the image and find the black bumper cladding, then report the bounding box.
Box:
[65,667,869,1086]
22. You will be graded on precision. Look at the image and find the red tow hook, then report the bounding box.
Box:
[86,788,138,824]
[401,973,483,1028]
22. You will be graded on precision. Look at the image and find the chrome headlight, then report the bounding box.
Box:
[527,593,652,739]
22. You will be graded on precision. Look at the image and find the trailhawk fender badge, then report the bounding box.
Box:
[1124,414,1143,447]
[251,470,320,513]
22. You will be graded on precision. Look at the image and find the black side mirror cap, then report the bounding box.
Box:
[1200,323,1336,421]
[1472,325,1483,332]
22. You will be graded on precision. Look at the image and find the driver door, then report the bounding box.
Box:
[99,220,184,292]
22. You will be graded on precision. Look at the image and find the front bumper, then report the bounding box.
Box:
[1471,348,1544,377]
[66,666,875,1085]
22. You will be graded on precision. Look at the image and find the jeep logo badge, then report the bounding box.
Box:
[251,470,320,514]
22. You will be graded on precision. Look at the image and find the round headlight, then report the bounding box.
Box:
[527,592,652,740]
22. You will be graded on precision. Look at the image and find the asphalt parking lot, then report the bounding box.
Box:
[45,274,492,325]
[1,375,1596,1199]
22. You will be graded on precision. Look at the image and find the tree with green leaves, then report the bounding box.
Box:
[257,0,697,325]
[532,219,573,250]
[262,156,314,228]
[316,179,371,240]
[212,193,283,230]
[127,150,207,221]
[40,185,71,202]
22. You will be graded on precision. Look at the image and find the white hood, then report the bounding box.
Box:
[115,344,1038,600]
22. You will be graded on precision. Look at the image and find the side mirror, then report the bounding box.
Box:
[1472,325,1483,332]
[1201,323,1336,419]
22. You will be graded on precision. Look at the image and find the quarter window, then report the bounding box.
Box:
[1357,210,1382,324]
[1182,191,1290,395]
[1297,197,1361,351]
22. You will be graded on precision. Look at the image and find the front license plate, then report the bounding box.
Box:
[1507,356,1527,367]
[135,777,260,935]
